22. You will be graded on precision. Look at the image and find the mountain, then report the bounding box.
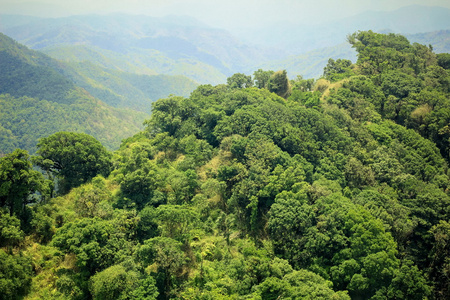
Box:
[237,5,450,54]
[0,32,77,104]
[407,30,450,54]
[47,55,198,113]
[2,6,450,85]
[0,14,281,84]
[0,33,149,153]
[258,42,357,79]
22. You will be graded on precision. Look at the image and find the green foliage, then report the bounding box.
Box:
[255,270,351,300]
[323,58,355,82]
[348,30,436,76]
[428,221,450,299]
[0,209,24,247]
[437,53,450,69]
[227,73,253,89]
[2,30,450,300]
[89,264,158,300]
[35,132,112,194]
[253,69,274,89]
[0,149,49,216]
[136,237,186,297]
[0,249,33,300]
[267,70,291,99]
[52,214,138,275]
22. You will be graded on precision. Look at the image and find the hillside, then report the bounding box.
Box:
[0,33,77,104]
[54,59,198,112]
[0,31,449,300]
[0,33,150,153]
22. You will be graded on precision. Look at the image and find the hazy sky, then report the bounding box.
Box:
[2,0,450,30]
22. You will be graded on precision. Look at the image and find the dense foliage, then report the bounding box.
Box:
[0,31,449,300]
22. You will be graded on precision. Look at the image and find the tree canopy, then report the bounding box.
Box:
[34,132,112,194]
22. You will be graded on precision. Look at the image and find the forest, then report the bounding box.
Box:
[1,31,449,300]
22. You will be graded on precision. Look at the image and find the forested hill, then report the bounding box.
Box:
[1,31,450,300]
[0,33,198,154]
[0,33,77,104]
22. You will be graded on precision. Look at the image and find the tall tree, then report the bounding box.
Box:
[267,70,291,99]
[227,73,253,89]
[0,149,48,216]
[253,69,274,89]
[34,132,112,194]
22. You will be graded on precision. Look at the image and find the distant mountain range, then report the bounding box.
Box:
[0,14,279,84]
[237,5,450,53]
[2,5,450,81]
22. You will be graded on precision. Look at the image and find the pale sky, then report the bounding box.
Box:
[2,0,450,30]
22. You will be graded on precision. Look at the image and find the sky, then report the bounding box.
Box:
[2,0,450,30]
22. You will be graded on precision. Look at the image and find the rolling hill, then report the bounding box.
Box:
[0,33,151,153]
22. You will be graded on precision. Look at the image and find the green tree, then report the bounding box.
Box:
[89,264,158,300]
[227,73,253,89]
[428,221,450,299]
[52,214,138,275]
[437,53,450,69]
[0,149,48,216]
[267,70,291,99]
[253,69,274,89]
[0,249,33,300]
[323,58,354,82]
[34,132,112,194]
[136,237,186,298]
[0,209,24,247]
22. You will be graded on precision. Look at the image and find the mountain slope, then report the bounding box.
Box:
[0,33,148,153]
[0,33,76,104]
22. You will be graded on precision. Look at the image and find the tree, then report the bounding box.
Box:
[89,264,158,300]
[0,149,48,216]
[136,237,186,298]
[52,215,138,275]
[428,221,450,299]
[253,69,274,89]
[437,53,450,70]
[0,249,32,300]
[267,70,291,99]
[227,73,253,89]
[323,58,354,82]
[34,132,112,194]
[0,209,24,247]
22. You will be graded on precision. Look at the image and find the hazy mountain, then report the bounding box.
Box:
[1,5,450,84]
[407,30,450,53]
[237,5,450,54]
[263,29,450,79]
[257,43,357,79]
[0,33,149,153]
[41,44,226,85]
[0,14,281,84]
